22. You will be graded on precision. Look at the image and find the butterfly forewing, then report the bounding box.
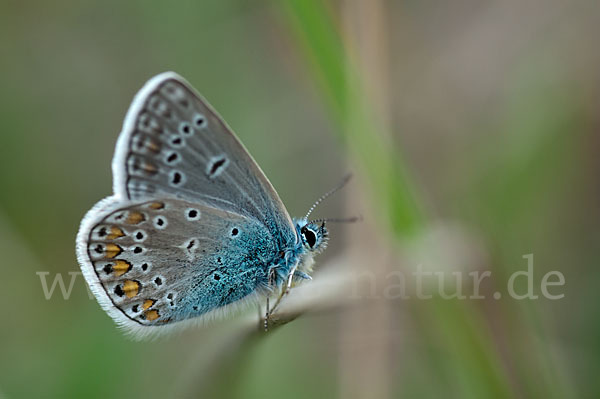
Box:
[113,73,295,243]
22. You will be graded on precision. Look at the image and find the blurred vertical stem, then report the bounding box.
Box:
[279,0,515,397]
[281,0,424,238]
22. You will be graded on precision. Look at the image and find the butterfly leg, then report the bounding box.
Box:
[293,270,312,281]
[285,264,299,294]
[264,298,269,332]
[264,267,278,331]
[268,263,298,317]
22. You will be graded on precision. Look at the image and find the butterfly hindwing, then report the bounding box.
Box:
[79,198,278,333]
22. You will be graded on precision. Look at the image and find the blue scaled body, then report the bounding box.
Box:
[175,217,328,322]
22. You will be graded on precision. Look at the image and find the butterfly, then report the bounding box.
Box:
[76,72,335,338]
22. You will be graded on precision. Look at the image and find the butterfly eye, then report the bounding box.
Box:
[302,228,317,248]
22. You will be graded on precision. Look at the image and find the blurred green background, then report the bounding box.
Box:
[1,0,598,398]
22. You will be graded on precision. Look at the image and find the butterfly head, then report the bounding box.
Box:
[296,219,328,253]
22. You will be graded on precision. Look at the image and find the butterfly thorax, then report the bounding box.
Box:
[268,219,328,286]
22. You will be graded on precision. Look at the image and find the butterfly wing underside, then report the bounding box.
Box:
[77,73,297,337]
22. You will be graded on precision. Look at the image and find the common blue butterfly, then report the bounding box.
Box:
[76,72,332,338]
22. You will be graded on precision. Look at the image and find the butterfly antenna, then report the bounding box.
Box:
[304,174,353,220]
[309,215,363,225]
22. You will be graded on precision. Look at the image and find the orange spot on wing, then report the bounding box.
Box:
[143,163,158,175]
[142,299,155,310]
[144,309,159,321]
[105,244,122,258]
[112,260,132,277]
[148,202,164,210]
[126,212,145,225]
[123,280,140,298]
[146,140,161,153]
[106,226,125,240]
